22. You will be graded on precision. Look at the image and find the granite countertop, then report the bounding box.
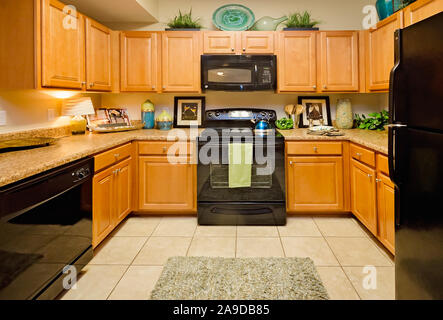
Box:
[0,128,387,188]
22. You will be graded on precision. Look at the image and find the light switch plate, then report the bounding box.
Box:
[0,110,6,126]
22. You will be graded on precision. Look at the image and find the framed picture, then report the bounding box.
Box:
[174,97,205,128]
[298,96,332,128]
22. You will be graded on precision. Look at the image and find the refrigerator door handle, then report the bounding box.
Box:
[389,30,402,124]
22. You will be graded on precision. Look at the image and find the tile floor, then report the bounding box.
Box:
[60,215,395,300]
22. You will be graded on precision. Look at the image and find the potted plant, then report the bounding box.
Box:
[283,11,320,31]
[166,9,202,31]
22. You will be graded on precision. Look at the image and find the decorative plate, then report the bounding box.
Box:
[212,4,255,31]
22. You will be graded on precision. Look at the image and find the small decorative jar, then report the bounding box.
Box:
[335,99,354,129]
[156,109,173,130]
[141,99,155,129]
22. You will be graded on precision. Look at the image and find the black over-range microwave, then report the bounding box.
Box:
[201,55,277,91]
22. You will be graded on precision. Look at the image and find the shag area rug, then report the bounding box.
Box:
[151,256,329,300]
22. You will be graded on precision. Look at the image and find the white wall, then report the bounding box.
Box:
[123,0,377,31]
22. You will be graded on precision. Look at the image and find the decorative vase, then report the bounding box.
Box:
[141,99,155,129]
[156,110,173,130]
[335,99,354,129]
[375,0,394,20]
[251,16,288,31]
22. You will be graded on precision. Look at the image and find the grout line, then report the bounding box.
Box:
[234,225,238,258]
[185,219,198,256]
[276,226,287,257]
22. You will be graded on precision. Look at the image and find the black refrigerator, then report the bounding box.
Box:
[389,12,443,300]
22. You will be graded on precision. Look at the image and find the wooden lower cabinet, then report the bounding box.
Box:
[92,157,133,247]
[350,159,378,234]
[376,172,395,254]
[287,156,344,212]
[138,156,196,213]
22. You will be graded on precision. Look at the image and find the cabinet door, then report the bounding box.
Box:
[241,32,274,54]
[203,32,237,54]
[403,0,443,27]
[319,31,359,92]
[377,173,395,254]
[278,31,317,92]
[115,157,133,224]
[41,0,85,89]
[351,159,377,234]
[162,32,201,92]
[287,156,344,212]
[86,18,112,91]
[139,157,196,212]
[92,168,115,247]
[120,32,158,92]
[366,12,403,91]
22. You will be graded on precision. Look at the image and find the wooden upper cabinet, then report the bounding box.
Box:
[120,31,159,92]
[286,156,344,212]
[319,31,359,92]
[241,32,274,54]
[403,0,443,27]
[86,18,112,91]
[41,0,85,89]
[351,159,377,234]
[277,31,317,92]
[377,172,395,254]
[366,12,403,91]
[203,32,237,54]
[162,32,201,92]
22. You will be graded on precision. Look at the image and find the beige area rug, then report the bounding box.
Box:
[151,256,329,300]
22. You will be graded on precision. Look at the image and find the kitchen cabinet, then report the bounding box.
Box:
[42,0,86,89]
[350,158,378,235]
[376,171,395,254]
[120,31,159,92]
[138,156,196,213]
[318,31,359,92]
[86,18,112,91]
[403,0,443,27]
[93,146,134,248]
[287,156,344,212]
[366,11,403,91]
[277,31,317,92]
[203,31,274,54]
[162,31,201,92]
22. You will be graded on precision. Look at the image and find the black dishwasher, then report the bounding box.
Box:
[0,157,93,300]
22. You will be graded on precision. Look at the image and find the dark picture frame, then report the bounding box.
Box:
[298,96,332,128]
[173,96,206,128]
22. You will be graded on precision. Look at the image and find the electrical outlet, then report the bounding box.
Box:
[47,108,56,121]
[0,110,6,126]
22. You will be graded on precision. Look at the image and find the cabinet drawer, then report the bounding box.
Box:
[286,142,342,155]
[138,141,192,156]
[350,143,375,167]
[377,154,389,176]
[95,143,132,172]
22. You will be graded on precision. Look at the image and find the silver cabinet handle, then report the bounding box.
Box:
[356,152,362,157]
[313,146,318,152]
[89,83,94,88]
[231,48,235,52]
[162,146,167,152]
[375,178,381,183]
[81,81,86,86]
[114,153,120,159]
[313,85,317,89]
[289,161,293,165]
[323,85,327,89]
[242,48,246,52]
[367,174,373,178]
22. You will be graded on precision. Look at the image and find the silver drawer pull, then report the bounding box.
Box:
[356,152,362,157]
[162,147,167,152]
[367,174,373,178]
[313,146,318,152]
[375,178,381,183]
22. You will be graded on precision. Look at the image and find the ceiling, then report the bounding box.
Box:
[62,0,159,26]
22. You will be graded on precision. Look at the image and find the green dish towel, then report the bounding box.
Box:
[229,143,253,188]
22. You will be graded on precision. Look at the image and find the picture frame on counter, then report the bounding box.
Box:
[174,96,206,128]
[298,96,332,128]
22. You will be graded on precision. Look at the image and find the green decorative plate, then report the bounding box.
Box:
[212,4,255,31]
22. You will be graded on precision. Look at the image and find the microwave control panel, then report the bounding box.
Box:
[260,67,273,84]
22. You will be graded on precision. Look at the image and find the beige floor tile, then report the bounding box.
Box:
[152,217,197,237]
[89,237,147,265]
[314,216,367,237]
[194,226,236,238]
[236,238,284,258]
[316,267,360,300]
[237,226,279,237]
[188,237,236,258]
[343,266,395,300]
[368,235,395,265]
[108,266,163,300]
[281,237,339,266]
[278,217,322,237]
[326,237,393,267]
[132,237,192,265]
[112,216,161,237]
[61,265,128,300]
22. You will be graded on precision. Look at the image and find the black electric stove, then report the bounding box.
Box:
[197,109,286,226]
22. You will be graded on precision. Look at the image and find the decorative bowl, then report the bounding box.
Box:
[212,4,255,31]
